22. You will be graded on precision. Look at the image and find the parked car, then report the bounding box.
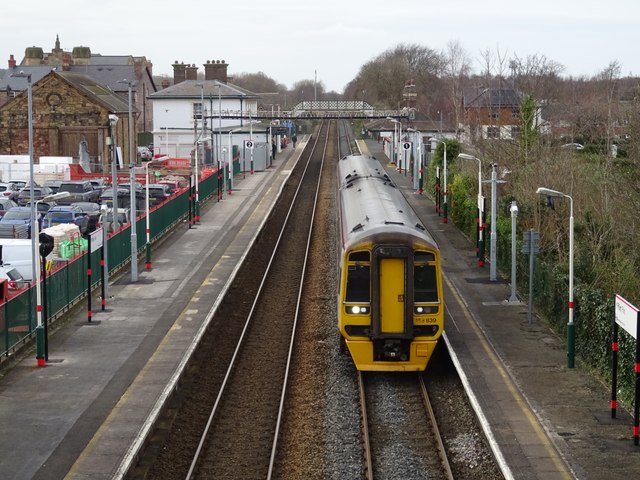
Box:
[99,207,130,233]
[0,182,22,202]
[43,179,64,194]
[0,266,27,291]
[57,180,101,205]
[146,184,172,207]
[137,146,153,160]
[0,198,18,217]
[71,202,101,232]
[25,201,56,216]
[16,186,53,206]
[8,180,28,191]
[89,178,109,195]
[0,206,41,238]
[158,180,180,195]
[42,205,89,234]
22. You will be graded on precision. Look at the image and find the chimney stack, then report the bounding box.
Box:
[204,59,229,83]
[8,54,16,69]
[172,61,186,84]
[185,64,198,81]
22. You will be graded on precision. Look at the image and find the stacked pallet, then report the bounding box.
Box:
[41,224,81,258]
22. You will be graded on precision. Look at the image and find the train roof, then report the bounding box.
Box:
[337,154,438,251]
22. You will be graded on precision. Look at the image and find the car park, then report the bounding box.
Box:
[0,198,18,217]
[16,186,53,206]
[0,206,41,238]
[42,205,89,234]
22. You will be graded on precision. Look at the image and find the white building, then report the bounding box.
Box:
[149,60,261,164]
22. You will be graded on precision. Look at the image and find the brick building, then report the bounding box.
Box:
[0,36,156,135]
[0,70,133,170]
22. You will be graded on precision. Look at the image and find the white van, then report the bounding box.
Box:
[0,239,33,281]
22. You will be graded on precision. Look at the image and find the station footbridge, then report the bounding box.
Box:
[210,101,411,120]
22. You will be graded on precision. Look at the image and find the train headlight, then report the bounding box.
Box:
[349,306,368,314]
[414,305,438,314]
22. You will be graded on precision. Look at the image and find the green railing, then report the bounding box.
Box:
[0,168,221,360]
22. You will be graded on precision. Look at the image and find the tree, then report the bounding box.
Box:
[519,94,537,160]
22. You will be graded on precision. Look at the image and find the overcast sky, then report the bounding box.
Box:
[1,0,636,93]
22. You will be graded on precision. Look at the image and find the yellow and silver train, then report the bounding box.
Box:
[337,154,444,371]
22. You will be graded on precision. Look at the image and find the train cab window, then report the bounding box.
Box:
[414,252,438,302]
[346,265,370,302]
[349,251,370,262]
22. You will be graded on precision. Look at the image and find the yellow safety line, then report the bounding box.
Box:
[443,273,574,479]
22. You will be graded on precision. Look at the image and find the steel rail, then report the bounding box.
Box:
[266,120,333,478]
[418,374,455,480]
[185,122,329,480]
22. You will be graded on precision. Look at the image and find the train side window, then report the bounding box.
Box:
[346,265,370,302]
[414,264,438,302]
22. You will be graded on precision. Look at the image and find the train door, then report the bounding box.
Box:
[371,246,413,342]
[379,258,405,333]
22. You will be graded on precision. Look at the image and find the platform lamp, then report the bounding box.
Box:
[9,71,36,284]
[537,187,575,368]
[458,153,485,267]
[34,191,70,365]
[118,79,138,282]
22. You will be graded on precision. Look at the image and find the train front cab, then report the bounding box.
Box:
[339,244,443,371]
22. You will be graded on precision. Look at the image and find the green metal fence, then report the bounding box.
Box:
[0,169,220,360]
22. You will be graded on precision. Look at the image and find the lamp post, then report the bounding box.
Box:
[387,117,399,165]
[144,159,163,269]
[34,191,70,365]
[10,71,36,283]
[537,187,575,368]
[108,115,120,232]
[458,153,485,267]
[435,140,449,223]
[228,127,242,194]
[217,83,223,201]
[508,201,519,303]
[119,79,138,282]
[194,83,205,222]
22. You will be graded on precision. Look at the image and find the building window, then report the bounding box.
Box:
[486,126,500,139]
[512,108,520,118]
[511,126,520,139]
[488,109,499,119]
[193,102,203,120]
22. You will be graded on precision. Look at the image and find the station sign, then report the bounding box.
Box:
[270,126,288,136]
[402,141,412,150]
[615,294,638,339]
[244,140,255,150]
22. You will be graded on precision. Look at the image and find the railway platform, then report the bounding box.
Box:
[361,138,640,479]
[0,142,304,480]
[1,132,638,480]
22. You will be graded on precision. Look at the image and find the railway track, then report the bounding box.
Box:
[359,372,455,480]
[184,122,330,479]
